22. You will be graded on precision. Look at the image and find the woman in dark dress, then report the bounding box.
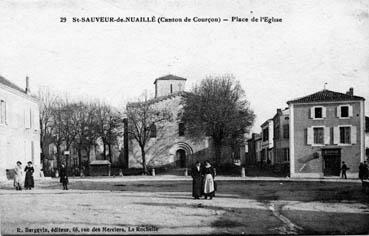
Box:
[202,161,216,200]
[191,161,203,199]
[24,161,35,190]
[59,164,69,190]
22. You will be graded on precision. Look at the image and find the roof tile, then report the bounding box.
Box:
[287,89,364,104]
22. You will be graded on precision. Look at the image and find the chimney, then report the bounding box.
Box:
[277,108,282,114]
[25,76,30,94]
[346,87,353,96]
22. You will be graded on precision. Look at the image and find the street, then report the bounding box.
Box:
[0,177,368,235]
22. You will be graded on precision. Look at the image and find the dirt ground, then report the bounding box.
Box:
[0,177,368,235]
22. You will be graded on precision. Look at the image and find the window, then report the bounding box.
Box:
[263,128,269,141]
[313,127,324,144]
[310,106,326,119]
[0,100,6,124]
[340,106,349,118]
[337,105,352,118]
[339,126,351,144]
[274,124,280,140]
[314,107,322,118]
[283,124,289,139]
[178,122,185,136]
[149,124,157,138]
[283,148,289,162]
[170,84,173,94]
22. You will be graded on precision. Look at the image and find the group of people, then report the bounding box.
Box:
[191,160,216,200]
[13,161,69,190]
[359,161,369,181]
[13,161,35,190]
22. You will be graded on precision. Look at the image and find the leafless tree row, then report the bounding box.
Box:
[38,88,123,172]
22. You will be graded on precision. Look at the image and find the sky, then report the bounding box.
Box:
[0,0,368,133]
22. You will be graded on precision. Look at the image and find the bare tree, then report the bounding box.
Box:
[38,88,59,169]
[126,95,172,174]
[94,102,122,163]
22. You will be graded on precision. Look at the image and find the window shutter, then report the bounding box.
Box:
[310,107,315,119]
[348,105,353,117]
[351,126,357,144]
[24,109,30,129]
[336,107,340,118]
[34,109,39,130]
[307,127,313,145]
[5,101,9,125]
[322,107,327,118]
[324,126,330,144]
[333,126,339,144]
[24,109,26,127]
[30,109,33,128]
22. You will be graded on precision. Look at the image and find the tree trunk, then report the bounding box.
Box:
[214,143,222,169]
[78,146,82,174]
[140,146,147,175]
[102,141,107,160]
[108,143,112,164]
[56,145,61,169]
[86,146,91,176]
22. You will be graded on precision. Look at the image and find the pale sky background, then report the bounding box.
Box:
[0,0,368,133]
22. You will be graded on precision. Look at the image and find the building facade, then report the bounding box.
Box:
[246,133,261,166]
[261,119,274,165]
[273,108,290,164]
[0,76,41,180]
[127,74,244,170]
[365,116,369,160]
[288,88,365,178]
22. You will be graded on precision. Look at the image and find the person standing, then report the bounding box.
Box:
[191,162,203,199]
[202,161,216,200]
[363,161,369,180]
[24,161,35,190]
[59,164,69,190]
[14,161,24,191]
[359,162,364,181]
[341,161,349,179]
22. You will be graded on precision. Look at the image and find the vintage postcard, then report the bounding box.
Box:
[0,0,368,235]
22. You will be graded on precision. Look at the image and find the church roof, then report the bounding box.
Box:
[287,89,364,104]
[0,75,26,94]
[127,91,187,107]
[153,74,186,84]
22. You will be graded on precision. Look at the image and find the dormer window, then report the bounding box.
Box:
[310,106,326,120]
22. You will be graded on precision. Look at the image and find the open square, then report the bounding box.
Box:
[1,177,368,235]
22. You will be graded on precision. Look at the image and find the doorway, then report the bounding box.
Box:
[322,149,341,176]
[176,149,186,168]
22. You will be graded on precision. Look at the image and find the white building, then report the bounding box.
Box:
[0,76,41,180]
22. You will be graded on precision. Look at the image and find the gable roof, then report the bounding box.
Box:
[0,75,25,94]
[153,74,186,84]
[287,89,364,104]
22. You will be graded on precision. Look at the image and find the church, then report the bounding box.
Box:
[127,75,245,172]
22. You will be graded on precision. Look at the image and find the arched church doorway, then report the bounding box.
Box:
[176,149,186,168]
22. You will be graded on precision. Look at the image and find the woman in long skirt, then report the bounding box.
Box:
[191,161,203,199]
[202,161,215,200]
[24,161,35,190]
[14,161,24,191]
